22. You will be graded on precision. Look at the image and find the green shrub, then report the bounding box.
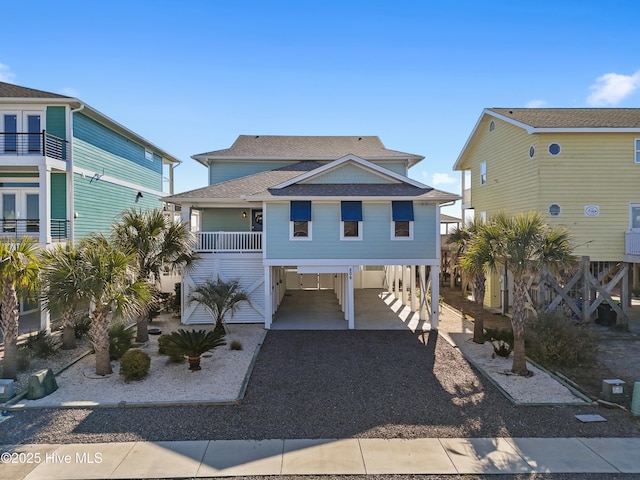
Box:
[168,283,181,315]
[525,312,598,368]
[163,328,226,371]
[119,348,151,382]
[24,330,58,359]
[74,316,92,339]
[109,323,135,360]
[229,339,243,350]
[17,347,33,371]
[483,327,513,358]
[158,334,184,363]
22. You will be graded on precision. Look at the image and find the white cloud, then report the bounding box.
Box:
[587,70,640,106]
[525,99,547,108]
[0,62,15,83]
[432,173,457,185]
[59,87,80,97]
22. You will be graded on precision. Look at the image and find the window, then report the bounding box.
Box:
[635,139,640,163]
[548,143,561,156]
[548,203,562,217]
[341,201,362,240]
[391,201,414,240]
[630,204,640,230]
[480,161,487,185]
[3,114,17,152]
[529,145,535,159]
[144,149,153,161]
[489,120,496,132]
[290,201,312,240]
[27,114,41,152]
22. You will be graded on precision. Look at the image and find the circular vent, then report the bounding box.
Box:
[548,204,562,217]
[548,143,561,156]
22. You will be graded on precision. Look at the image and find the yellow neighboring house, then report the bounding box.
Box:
[453,108,640,308]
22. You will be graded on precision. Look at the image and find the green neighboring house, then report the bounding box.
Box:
[0,81,181,328]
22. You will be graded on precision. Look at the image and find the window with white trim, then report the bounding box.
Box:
[480,161,487,185]
[145,149,153,161]
[630,203,640,230]
[290,201,312,240]
[548,143,561,156]
[635,139,640,163]
[391,201,414,240]
[340,201,362,240]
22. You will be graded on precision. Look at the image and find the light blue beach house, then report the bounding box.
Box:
[165,136,458,329]
[0,81,181,327]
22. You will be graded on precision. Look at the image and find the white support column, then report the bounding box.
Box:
[394,265,400,300]
[264,266,272,329]
[347,267,355,329]
[386,266,393,294]
[402,265,409,306]
[180,203,192,227]
[343,274,348,319]
[40,306,51,333]
[410,265,417,312]
[337,274,342,307]
[419,265,427,321]
[430,264,440,330]
[38,163,52,245]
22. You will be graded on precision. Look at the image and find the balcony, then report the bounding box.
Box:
[196,232,262,253]
[0,131,68,161]
[625,231,640,260]
[0,219,69,242]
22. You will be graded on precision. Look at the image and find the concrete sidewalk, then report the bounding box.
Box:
[2,437,640,479]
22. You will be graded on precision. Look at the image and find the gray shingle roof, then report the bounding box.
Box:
[194,135,423,161]
[489,108,640,128]
[0,81,71,99]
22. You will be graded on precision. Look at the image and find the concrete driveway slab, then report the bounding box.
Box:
[508,437,619,473]
[439,437,532,474]
[579,437,640,473]
[1,444,59,480]
[197,439,284,477]
[281,439,365,475]
[110,440,208,479]
[359,438,456,474]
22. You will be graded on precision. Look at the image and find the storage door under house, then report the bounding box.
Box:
[181,254,265,324]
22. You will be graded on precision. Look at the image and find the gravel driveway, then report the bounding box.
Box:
[1,330,639,445]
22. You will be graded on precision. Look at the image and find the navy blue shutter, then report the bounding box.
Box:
[392,201,414,221]
[290,201,312,221]
[341,201,362,221]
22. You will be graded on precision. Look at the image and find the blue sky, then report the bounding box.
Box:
[2,0,640,216]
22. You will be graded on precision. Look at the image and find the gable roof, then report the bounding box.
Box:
[488,108,640,129]
[454,107,640,170]
[0,81,71,99]
[192,135,424,167]
[164,159,459,204]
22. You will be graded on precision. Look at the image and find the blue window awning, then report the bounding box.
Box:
[392,201,414,221]
[290,201,312,221]
[341,201,362,221]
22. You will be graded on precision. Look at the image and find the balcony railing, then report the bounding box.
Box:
[0,219,69,242]
[0,131,68,161]
[197,231,262,252]
[625,231,640,256]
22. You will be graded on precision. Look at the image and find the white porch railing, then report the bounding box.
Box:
[197,231,262,252]
[625,231,640,256]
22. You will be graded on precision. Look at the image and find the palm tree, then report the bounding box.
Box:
[40,244,86,350]
[450,219,489,343]
[188,278,249,335]
[112,208,196,343]
[78,235,152,376]
[471,212,575,376]
[163,328,226,371]
[0,237,40,379]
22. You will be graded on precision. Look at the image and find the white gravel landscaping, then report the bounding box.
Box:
[8,317,266,409]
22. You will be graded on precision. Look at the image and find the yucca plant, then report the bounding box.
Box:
[163,328,226,371]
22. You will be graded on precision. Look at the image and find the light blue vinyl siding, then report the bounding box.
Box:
[377,161,408,176]
[73,172,163,238]
[72,113,162,191]
[265,202,437,260]
[209,161,296,184]
[305,163,395,184]
[201,208,252,231]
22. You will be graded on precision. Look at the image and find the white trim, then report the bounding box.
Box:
[272,154,428,189]
[340,220,362,241]
[289,220,312,240]
[630,203,640,230]
[391,220,414,240]
[73,166,166,197]
[263,258,440,266]
[635,138,640,163]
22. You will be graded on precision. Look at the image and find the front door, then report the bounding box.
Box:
[1,190,39,235]
[252,209,263,232]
